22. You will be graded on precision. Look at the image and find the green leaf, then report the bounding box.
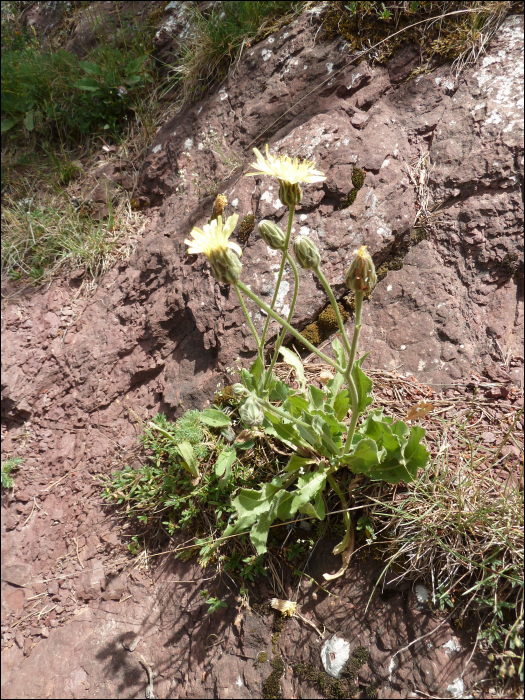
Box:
[73,77,103,91]
[326,370,345,408]
[285,455,315,473]
[269,381,289,403]
[276,469,329,521]
[216,446,236,488]
[79,61,104,75]
[286,395,309,413]
[332,337,347,368]
[214,446,236,478]
[250,356,264,383]
[198,409,231,427]
[126,55,147,74]
[177,441,199,478]
[23,110,34,131]
[333,389,349,421]
[299,490,325,521]
[308,385,325,411]
[240,368,256,392]
[340,437,383,473]
[1,118,19,133]
[351,357,373,412]
[403,425,429,481]
[279,346,306,393]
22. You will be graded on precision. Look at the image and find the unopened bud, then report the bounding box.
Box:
[209,194,228,223]
[258,220,286,250]
[279,181,302,207]
[232,384,249,397]
[293,235,321,270]
[239,395,265,427]
[319,371,333,385]
[209,248,242,285]
[345,246,377,293]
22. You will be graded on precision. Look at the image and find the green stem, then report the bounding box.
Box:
[258,397,341,456]
[327,473,351,533]
[263,251,300,389]
[343,291,364,455]
[235,284,261,357]
[235,280,344,375]
[314,265,352,361]
[259,205,295,351]
[347,291,363,373]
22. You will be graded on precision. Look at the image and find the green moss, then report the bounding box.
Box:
[262,656,285,699]
[300,321,322,347]
[214,384,235,406]
[501,252,522,278]
[411,226,427,245]
[351,167,366,190]
[321,3,506,72]
[238,213,255,244]
[293,663,356,699]
[318,303,349,333]
[366,681,380,698]
[293,646,373,699]
[340,167,366,209]
[254,650,268,669]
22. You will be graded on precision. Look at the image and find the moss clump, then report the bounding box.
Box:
[294,645,373,699]
[340,167,366,209]
[366,681,380,698]
[262,656,285,699]
[299,302,350,348]
[411,227,427,245]
[501,252,522,278]
[214,384,235,406]
[344,645,370,678]
[318,303,349,333]
[300,321,322,347]
[352,167,366,190]
[254,651,268,669]
[293,663,356,699]
[238,213,255,244]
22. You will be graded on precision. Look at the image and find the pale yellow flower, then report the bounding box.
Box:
[246,144,326,185]
[185,214,241,259]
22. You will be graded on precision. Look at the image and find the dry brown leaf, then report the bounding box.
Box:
[406,400,434,421]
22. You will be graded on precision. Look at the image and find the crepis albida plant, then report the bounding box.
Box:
[184,145,429,580]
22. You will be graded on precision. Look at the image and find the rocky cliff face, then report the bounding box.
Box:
[2,8,523,429]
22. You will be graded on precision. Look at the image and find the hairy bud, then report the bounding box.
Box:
[345,246,377,293]
[293,235,321,270]
[209,248,243,285]
[258,220,286,250]
[239,395,265,427]
[232,383,249,398]
[279,180,302,207]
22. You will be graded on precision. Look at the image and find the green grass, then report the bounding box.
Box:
[364,405,524,688]
[1,456,23,488]
[162,1,305,108]
[322,0,517,79]
[1,189,139,286]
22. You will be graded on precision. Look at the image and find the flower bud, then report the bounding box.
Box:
[209,248,243,285]
[258,220,286,250]
[293,235,321,270]
[345,245,377,293]
[279,180,302,207]
[232,383,249,397]
[239,395,265,427]
[319,371,333,386]
[209,194,228,223]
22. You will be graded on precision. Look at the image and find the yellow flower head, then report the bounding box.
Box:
[185,213,241,260]
[246,144,326,186]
